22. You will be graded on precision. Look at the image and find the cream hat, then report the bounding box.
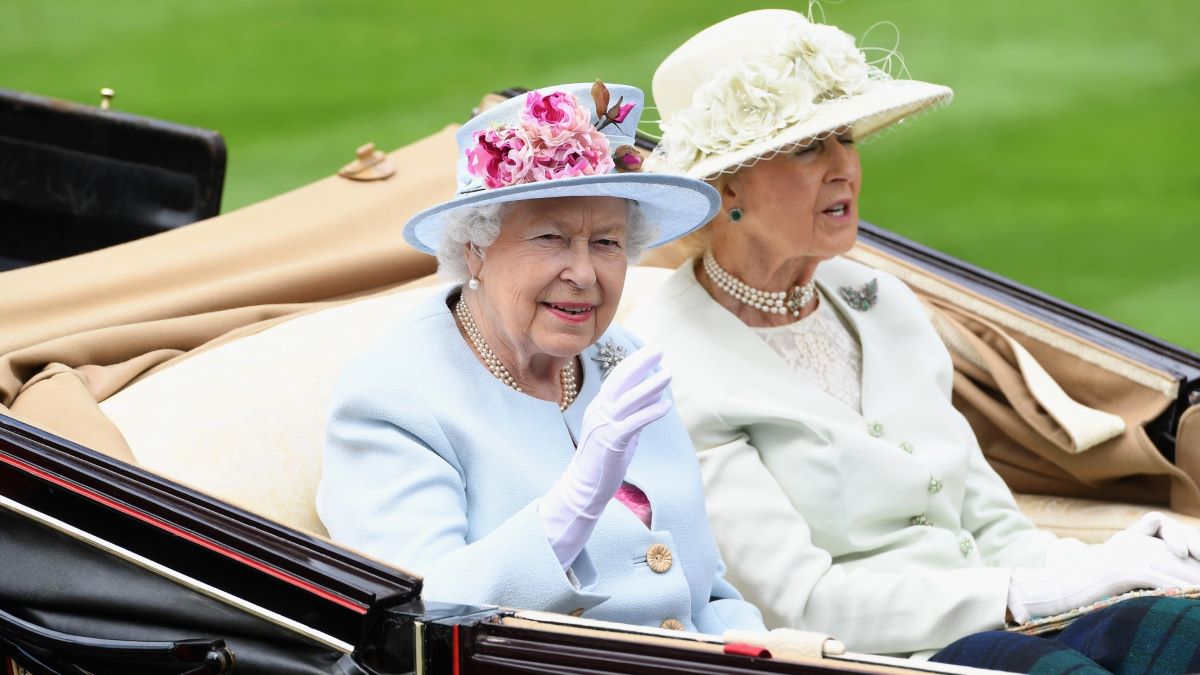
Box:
[649,9,953,179]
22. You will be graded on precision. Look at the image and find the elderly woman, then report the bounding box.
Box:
[628,10,1200,672]
[316,82,767,635]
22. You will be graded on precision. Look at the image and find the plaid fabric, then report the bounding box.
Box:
[1010,587,1200,637]
[930,597,1200,674]
[931,631,1109,674]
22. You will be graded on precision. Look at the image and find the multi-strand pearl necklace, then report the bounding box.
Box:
[454,297,578,412]
[702,250,816,317]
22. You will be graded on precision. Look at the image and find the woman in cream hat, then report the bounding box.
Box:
[317,81,772,634]
[628,9,1200,671]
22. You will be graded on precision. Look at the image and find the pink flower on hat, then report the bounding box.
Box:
[523,91,591,146]
[529,129,615,181]
[466,126,534,189]
[465,89,616,189]
[611,101,636,124]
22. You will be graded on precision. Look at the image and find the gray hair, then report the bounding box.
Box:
[435,200,659,283]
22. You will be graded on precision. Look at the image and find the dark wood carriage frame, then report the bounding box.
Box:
[0,90,1197,674]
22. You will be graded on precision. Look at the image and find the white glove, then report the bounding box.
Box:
[539,347,672,570]
[1007,534,1200,624]
[1122,511,1200,561]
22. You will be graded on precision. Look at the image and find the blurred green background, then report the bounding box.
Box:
[4,1,1197,349]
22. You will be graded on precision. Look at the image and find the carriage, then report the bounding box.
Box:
[1,87,1197,674]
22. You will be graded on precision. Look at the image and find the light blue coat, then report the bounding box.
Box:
[317,286,764,634]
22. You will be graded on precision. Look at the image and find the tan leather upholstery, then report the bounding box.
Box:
[1014,493,1200,544]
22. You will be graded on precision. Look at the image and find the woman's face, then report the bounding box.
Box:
[721,130,862,261]
[470,196,629,362]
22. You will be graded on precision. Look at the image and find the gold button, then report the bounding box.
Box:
[899,441,914,454]
[928,477,944,494]
[910,514,931,527]
[647,543,673,573]
[568,608,585,617]
[660,619,685,631]
[867,421,884,438]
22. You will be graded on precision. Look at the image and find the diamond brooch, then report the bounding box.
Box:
[838,278,879,311]
[591,339,627,378]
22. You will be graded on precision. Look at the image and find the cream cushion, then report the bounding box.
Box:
[1014,494,1200,544]
[100,283,447,536]
[99,264,1192,543]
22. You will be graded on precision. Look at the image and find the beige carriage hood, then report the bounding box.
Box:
[0,128,455,460]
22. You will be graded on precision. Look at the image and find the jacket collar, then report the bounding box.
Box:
[673,256,888,424]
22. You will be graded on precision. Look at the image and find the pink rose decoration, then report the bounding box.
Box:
[529,130,614,182]
[523,91,590,146]
[466,126,533,189]
[613,145,643,172]
[464,90,616,189]
[612,101,636,123]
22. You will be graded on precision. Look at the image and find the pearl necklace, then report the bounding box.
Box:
[702,250,816,317]
[455,296,578,412]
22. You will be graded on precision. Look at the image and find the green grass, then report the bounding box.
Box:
[4,0,1197,350]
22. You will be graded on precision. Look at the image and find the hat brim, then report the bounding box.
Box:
[683,79,953,179]
[403,173,720,255]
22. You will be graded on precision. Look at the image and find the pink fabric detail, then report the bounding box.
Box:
[614,482,652,528]
[725,643,771,658]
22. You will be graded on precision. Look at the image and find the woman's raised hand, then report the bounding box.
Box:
[539,347,673,570]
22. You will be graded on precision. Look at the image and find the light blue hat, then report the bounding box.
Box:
[402,82,719,255]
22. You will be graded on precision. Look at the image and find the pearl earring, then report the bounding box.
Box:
[468,277,480,290]
[728,207,743,222]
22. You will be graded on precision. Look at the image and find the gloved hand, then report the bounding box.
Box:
[1121,511,1200,561]
[1007,535,1200,624]
[539,347,673,570]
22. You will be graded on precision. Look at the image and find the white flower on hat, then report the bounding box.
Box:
[697,61,816,153]
[781,23,872,99]
[656,61,816,172]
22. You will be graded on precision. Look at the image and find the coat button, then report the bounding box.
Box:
[928,477,944,494]
[910,514,931,527]
[867,421,884,438]
[660,619,685,631]
[959,536,974,557]
[647,543,673,573]
[899,441,914,454]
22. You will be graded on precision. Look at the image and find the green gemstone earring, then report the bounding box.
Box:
[728,207,743,222]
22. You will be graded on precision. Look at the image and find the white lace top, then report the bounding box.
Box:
[752,290,864,412]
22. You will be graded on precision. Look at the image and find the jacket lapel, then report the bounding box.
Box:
[815,257,902,423]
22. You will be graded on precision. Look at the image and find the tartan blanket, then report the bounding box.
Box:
[931,596,1200,674]
[1009,587,1200,637]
